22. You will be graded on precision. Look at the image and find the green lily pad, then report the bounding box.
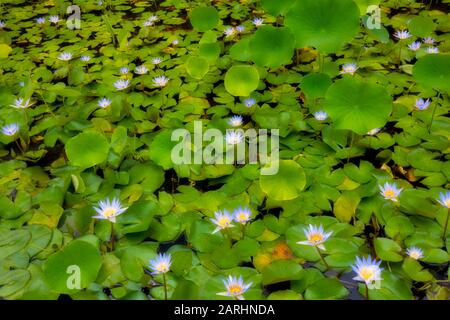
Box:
[189,6,220,32]
[224,65,260,97]
[65,131,110,168]
[260,160,306,201]
[186,56,209,80]
[323,78,393,135]
[413,54,450,94]
[304,278,349,300]
[43,240,102,294]
[285,0,360,53]
[249,25,295,68]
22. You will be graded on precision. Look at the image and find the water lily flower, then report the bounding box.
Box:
[379,182,402,202]
[406,247,424,260]
[143,19,154,27]
[232,206,252,224]
[211,210,234,233]
[217,276,252,300]
[113,79,130,90]
[426,46,439,54]
[134,65,148,75]
[236,25,245,33]
[92,198,128,223]
[49,15,60,24]
[340,63,358,75]
[415,98,431,110]
[151,57,163,65]
[148,253,172,275]
[437,191,450,208]
[243,98,256,107]
[58,52,72,61]
[352,255,383,286]
[1,123,19,136]
[297,224,332,250]
[36,17,46,24]
[0,21,6,29]
[394,30,411,40]
[153,75,169,87]
[148,15,158,22]
[313,110,328,121]
[252,17,264,27]
[422,37,435,45]
[10,97,34,109]
[119,67,129,75]
[225,131,244,145]
[228,115,243,127]
[224,27,236,37]
[367,128,381,135]
[80,55,91,62]
[408,41,421,51]
[97,97,112,108]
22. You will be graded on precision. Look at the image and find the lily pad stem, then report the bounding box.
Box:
[442,208,449,241]
[315,245,329,270]
[163,273,168,300]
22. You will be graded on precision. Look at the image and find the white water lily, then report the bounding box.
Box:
[1,123,19,136]
[217,276,252,300]
[148,253,172,275]
[49,15,60,24]
[113,79,130,90]
[297,224,332,250]
[152,57,163,65]
[10,97,34,109]
[225,131,244,145]
[92,198,128,223]
[97,97,112,108]
[134,65,148,75]
[58,52,73,61]
[406,247,424,260]
[379,182,402,202]
[210,210,234,234]
[313,110,328,121]
[228,115,243,127]
[252,17,264,27]
[152,75,169,87]
[352,255,383,286]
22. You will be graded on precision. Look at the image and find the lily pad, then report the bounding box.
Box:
[285,0,360,53]
[323,78,393,134]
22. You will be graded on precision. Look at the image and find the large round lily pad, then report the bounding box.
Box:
[189,6,220,32]
[43,240,102,294]
[249,26,295,68]
[323,78,392,134]
[65,131,109,168]
[186,56,209,79]
[224,65,260,96]
[413,54,450,94]
[260,160,306,201]
[285,0,360,53]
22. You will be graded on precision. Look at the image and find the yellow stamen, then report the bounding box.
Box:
[359,267,374,281]
[156,263,169,272]
[309,233,324,244]
[103,207,117,217]
[228,285,243,295]
[218,217,231,228]
[383,189,396,199]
